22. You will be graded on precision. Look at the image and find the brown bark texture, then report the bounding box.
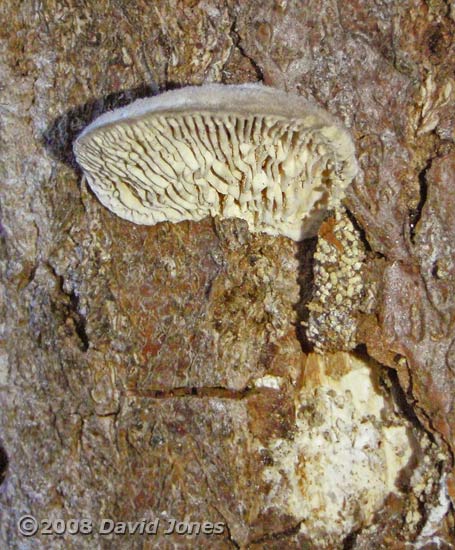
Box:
[0,0,455,548]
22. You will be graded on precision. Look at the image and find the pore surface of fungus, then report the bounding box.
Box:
[74,84,358,240]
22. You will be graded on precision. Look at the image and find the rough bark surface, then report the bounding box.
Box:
[0,1,454,549]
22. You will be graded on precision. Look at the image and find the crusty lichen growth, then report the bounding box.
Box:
[260,352,416,544]
[306,208,365,352]
[404,434,451,543]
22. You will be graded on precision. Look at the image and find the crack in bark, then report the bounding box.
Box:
[46,262,89,352]
[227,16,264,82]
[125,384,274,400]
[223,520,241,549]
[68,289,89,352]
[409,159,431,244]
[293,236,317,353]
[342,527,361,549]
[247,518,304,546]
[0,443,8,486]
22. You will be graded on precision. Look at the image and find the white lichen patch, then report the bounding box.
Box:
[74,84,358,241]
[261,352,414,543]
[253,374,285,389]
[417,73,455,136]
[0,349,8,385]
[403,435,452,546]
[306,208,365,351]
[414,473,451,547]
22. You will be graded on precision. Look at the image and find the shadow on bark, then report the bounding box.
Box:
[293,236,317,353]
[41,83,159,170]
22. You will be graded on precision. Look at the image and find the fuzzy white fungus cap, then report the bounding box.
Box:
[74,84,358,241]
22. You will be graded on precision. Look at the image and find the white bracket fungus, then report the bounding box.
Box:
[74,84,358,241]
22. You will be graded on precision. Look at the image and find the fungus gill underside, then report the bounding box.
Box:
[74,84,358,241]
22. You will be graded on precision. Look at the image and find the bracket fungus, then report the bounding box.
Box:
[74,84,358,240]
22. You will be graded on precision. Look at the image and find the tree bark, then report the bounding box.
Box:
[1,1,454,548]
